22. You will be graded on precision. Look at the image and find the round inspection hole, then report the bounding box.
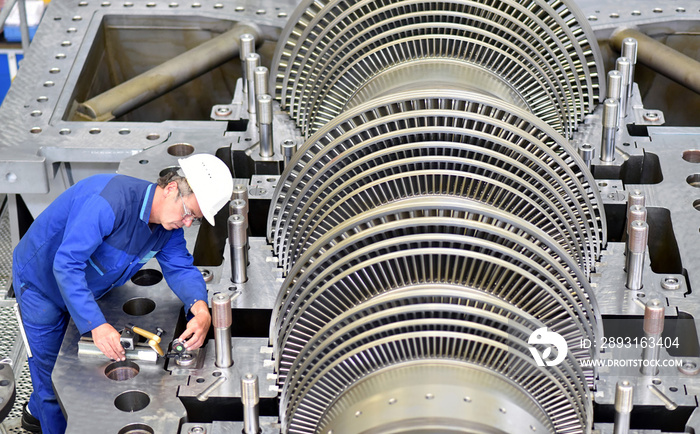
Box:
[159,166,180,177]
[122,298,156,316]
[139,160,148,165]
[89,128,101,135]
[59,128,71,135]
[130,269,163,286]
[0,380,9,387]
[146,133,160,141]
[167,143,194,156]
[687,174,700,188]
[683,150,700,163]
[119,128,131,135]
[44,81,55,87]
[669,387,678,392]
[114,390,150,412]
[105,360,140,381]
[49,67,60,74]
[30,127,42,134]
[652,378,662,385]
[118,423,154,434]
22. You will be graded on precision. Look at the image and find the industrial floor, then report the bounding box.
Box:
[0,196,33,434]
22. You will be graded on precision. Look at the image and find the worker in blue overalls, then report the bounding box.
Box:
[11,153,233,434]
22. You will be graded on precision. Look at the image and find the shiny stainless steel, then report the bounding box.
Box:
[239,33,256,93]
[229,214,248,284]
[241,373,260,434]
[246,53,261,115]
[601,98,619,162]
[621,38,638,99]
[613,380,633,434]
[615,57,632,119]
[640,298,665,376]
[625,220,648,290]
[578,142,595,169]
[258,95,274,157]
[280,140,296,167]
[212,293,233,368]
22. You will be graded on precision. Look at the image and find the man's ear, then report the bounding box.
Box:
[165,181,178,196]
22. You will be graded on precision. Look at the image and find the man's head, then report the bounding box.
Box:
[152,154,233,229]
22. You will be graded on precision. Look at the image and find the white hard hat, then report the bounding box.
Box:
[178,154,233,226]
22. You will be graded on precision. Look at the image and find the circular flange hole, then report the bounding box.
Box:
[159,166,180,177]
[105,360,140,381]
[687,174,700,188]
[122,298,156,316]
[118,424,154,434]
[167,143,194,156]
[683,150,700,163]
[114,390,150,412]
[130,269,163,286]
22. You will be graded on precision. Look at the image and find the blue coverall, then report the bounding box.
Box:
[12,174,208,434]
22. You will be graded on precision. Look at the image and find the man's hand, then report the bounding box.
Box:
[179,300,211,350]
[92,323,126,361]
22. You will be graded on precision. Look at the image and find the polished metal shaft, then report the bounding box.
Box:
[577,142,594,168]
[641,299,665,375]
[628,190,645,208]
[601,98,619,162]
[607,70,623,102]
[281,139,298,167]
[212,293,232,368]
[232,183,249,203]
[625,205,647,267]
[246,53,261,115]
[626,220,648,290]
[613,380,633,434]
[615,57,631,119]
[258,95,274,158]
[241,374,260,434]
[621,38,638,98]
[240,33,256,92]
[229,214,248,283]
[196,375,227,402]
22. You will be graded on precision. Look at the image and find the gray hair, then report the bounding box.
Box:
[156,170,193,196]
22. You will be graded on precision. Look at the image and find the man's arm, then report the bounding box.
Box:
[179,300,211,350]
[53,194,124,360]
[157,229,211,350]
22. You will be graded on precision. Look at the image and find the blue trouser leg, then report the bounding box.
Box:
[14,277,69,434]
